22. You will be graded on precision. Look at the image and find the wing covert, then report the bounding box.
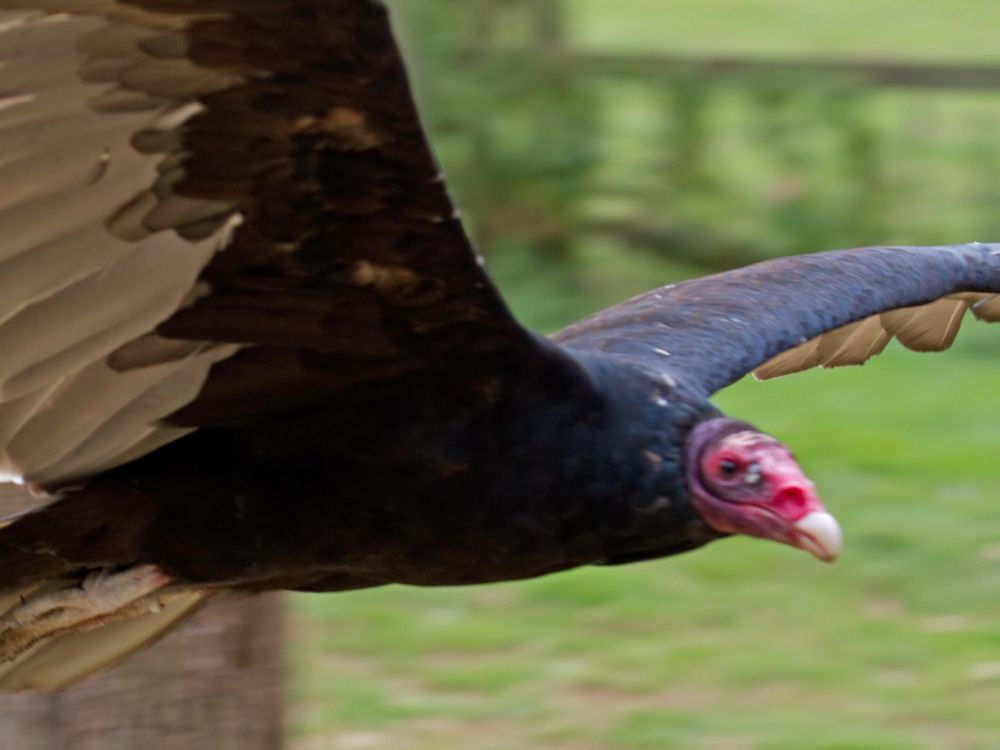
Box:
[553,243,1000,396]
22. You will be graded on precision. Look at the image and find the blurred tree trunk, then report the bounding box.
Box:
[534,0,565,54]
[467,0,499,58]
[0,595,283,750]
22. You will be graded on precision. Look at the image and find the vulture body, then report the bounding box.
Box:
[0,0,995,690]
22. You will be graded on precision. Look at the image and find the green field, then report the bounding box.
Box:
[289,3,1000,748]
[572,0,1000,60]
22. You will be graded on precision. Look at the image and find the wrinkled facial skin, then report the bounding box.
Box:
[685,418,842,562]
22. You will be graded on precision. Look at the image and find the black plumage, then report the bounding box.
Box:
[0,0,995,689]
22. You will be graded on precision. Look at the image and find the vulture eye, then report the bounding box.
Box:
[718,458,740,478]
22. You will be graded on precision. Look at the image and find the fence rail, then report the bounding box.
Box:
[463,49,1000,91]
[567,52,1000,90]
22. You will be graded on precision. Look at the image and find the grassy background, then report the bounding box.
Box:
[571,0,1000,60]
[289,2,1000,748]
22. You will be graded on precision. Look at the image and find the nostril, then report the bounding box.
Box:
[771,486,809,520]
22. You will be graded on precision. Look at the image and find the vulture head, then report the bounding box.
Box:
[685,418,842,563]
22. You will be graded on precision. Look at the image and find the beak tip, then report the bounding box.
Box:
[793,511,843,563]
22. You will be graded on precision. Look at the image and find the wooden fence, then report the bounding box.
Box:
[448,0,1000,268]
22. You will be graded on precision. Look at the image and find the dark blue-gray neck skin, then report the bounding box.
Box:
[559,348,725,566]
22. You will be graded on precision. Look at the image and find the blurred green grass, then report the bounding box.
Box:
[289,3,1000,748]
[571,0,1000,61]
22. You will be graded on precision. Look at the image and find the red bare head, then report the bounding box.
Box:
[686,418,842,562]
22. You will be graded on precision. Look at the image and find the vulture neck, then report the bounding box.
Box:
[562,351,725,565]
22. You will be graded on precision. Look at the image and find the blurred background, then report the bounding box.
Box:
[287,2,1000,748]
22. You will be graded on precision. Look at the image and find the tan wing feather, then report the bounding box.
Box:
[814,315,892,368]
[756,292,996,380]
[970,294,1000,321]
[881,297,969,351]
[31,349,236,483]
[0,588,212,691]
[752,337,822,380]
[0,7,245,495]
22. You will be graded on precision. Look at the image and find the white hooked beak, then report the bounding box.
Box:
[792,511,843,563]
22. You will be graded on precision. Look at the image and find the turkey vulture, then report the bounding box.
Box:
[0,0,996,691]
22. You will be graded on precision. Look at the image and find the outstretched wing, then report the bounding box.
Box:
[0,0,529,489]
[553,243,1000,396]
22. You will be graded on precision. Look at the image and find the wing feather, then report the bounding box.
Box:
[816,315,892,367]
[0,231,217,397]
[0,0,528,506]
[30,349,234,483]
[0,7,243,497]
[7,344,233,482]
[755,293,985,380]
[555,244,1000,395]
[970,293,1000,321]
[881,296,969,352]
[0,587,211,691]
[753,338,821,381]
